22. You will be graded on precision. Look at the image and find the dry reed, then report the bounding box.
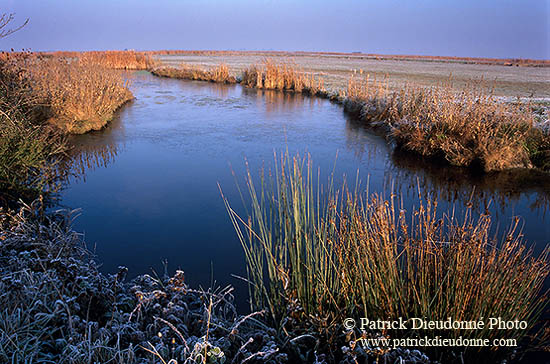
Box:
[51,50,158,70]
[343,75,546,171]
[241,58,325,95]
[0,52,67,207]
[21,56,134,134]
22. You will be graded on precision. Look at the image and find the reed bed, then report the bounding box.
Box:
[241,59,325,95]
[152,62,237,83]
[50,50,158,70]
[22,56,134,134]
[1,52,132,207]
[223,152,549,361]
[343,75,549,171]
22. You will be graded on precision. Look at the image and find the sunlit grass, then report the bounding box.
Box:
[343,75,549,171]
[241,58,325,95]
[152,62,237,83]
[24,55,134,134]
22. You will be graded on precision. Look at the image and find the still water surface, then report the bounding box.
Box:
[59,72,550,307]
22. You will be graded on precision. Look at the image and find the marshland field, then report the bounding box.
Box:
[1,3,550,363]
[155,51,550,100]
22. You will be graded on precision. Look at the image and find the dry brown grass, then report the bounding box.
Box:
[241,58,325,95]
[47,50,157,70]
[152,62,237,83]
[224,152,550,361]
[343,75,545,171]
[16,55,134,133]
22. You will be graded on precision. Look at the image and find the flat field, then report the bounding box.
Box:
[155,52,550,101]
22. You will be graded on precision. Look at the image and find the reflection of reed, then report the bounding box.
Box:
[61,143,120,183]
[390,149,550,215]
[344,114,386,160]
[254,89,321,116]
[208,82,233,99]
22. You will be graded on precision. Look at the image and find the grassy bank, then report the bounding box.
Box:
[0,201,277,363]
[343,76,550,171]
[222,152,549,363]
[0,54,67,207]
[1,52,135,134]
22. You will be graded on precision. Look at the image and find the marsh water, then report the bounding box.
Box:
[59,71,550,308]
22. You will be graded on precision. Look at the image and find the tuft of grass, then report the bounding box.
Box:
[223,152,549,361]
[152,62,237,84]
[241,58,325,95]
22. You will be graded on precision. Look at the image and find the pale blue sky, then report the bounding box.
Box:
[1,0,549,59]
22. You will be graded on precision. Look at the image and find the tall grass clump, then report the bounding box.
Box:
[241,59,325,95]
[152,62,237,83]
[223,152,549,361]
[0,53,67,207]
[344,75,549,171]
[23,55,134,134]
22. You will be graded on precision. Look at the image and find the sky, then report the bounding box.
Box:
[1,0,549,59]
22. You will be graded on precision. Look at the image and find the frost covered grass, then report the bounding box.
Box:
[0,201,281,363]
[222,152,550,363]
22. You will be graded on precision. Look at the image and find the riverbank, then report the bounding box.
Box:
[151,60,550,172]
[0,52,139,207]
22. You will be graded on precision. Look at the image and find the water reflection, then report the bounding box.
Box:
[66,143,120,182]
[252,88,323,116]
[390,150,550,214]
